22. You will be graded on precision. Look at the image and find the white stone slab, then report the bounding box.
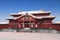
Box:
[0,32,60,40]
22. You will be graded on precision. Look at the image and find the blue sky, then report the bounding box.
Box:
[0,0,60,22]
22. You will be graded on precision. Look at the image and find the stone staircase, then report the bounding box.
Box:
[18,28,32,32]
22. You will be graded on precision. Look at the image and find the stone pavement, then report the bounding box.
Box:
[0,32,60,40]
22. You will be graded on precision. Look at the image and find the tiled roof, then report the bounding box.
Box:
[7,14,55,20]
[0,22,9,24]
[11,10,51,15]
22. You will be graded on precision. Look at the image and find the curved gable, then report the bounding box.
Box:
[18,14,35,21]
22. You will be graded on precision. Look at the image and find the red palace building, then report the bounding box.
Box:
[0,10,60,33]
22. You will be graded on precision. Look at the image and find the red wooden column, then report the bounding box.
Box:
[35,21,37,28]
[18,21,21,28]
[48,23,52,29]
[29,19,31,28]
[23,21,24,28]
[34,21,35,28]
[9,23,12,28]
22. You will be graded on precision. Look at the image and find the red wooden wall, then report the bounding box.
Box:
[0,24,9,29]
[52,24,60,31]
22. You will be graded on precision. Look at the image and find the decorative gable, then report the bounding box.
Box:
[18,13,35,21]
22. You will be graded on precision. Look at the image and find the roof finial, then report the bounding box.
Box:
[41,9,45,11]
[26,13,28,15]
[39,9,46,13]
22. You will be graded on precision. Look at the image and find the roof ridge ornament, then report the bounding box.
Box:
[11,10,51,15]
[26,13,28,15]
[39,9,46,12]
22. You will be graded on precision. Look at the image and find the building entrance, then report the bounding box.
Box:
[20,21,34,28]
[25,22,30,27]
